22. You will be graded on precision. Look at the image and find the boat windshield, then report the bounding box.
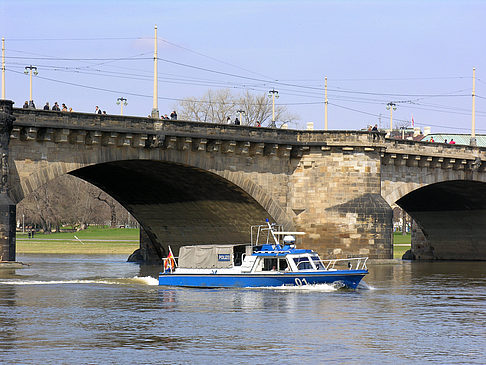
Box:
[311,256,325,270]
[293,257,313,270]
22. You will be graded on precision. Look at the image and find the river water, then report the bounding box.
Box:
[0,254,485,364]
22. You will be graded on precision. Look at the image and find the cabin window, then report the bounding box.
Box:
[278,258,288,271]
[233,245,247,266]
[293,257,312,270]
[262,257,278,271]
[311,256,325,270]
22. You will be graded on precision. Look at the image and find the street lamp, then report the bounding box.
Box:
[116,97,128,115]
[236,109,245,125]
[24,65,38,105]
[268,89,279,128]
[386,102,397,133]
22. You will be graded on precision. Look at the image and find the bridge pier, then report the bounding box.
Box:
[0,100,16,262]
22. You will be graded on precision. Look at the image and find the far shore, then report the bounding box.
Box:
[15,228,410,259]
[16,227,139,255]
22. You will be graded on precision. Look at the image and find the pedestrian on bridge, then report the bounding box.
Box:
[43,102,50,110]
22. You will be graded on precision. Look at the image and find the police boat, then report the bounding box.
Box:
[158,220,368,289]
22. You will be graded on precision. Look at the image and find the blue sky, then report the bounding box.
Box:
[1,0,485,132]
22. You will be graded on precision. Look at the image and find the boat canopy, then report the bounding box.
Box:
[178,245,239,269]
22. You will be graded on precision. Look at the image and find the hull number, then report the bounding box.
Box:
[294,278,308,286]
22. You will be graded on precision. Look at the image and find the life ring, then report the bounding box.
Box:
[164,256,175,272]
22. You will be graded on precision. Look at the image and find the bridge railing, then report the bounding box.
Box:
[12,108,388,145]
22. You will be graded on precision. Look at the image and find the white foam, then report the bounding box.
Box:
[130,276,159,286]
[254,283,338,292]
[0,276,159,286]
[357,281,374,290]
[0,279,105,285]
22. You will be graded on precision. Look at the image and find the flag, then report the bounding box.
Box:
[411,114,414,128]
[164,249,175,272]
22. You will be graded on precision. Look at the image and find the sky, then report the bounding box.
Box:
[1,0,485,132]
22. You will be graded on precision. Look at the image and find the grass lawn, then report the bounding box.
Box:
[393,232,411,259]
[16,227,412,257]
[16,227,139,254]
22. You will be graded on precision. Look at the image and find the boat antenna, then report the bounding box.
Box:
[266,219,281,249]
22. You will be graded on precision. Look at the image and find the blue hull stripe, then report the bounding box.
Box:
[158,270,367,289]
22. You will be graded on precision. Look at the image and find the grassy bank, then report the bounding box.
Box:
[393,232,411,259]
[16,227,139,254]
[16,227,411,258]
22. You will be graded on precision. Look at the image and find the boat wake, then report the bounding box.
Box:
[255,283,339,292]
[357,281,374,290]
[0,276,159,286]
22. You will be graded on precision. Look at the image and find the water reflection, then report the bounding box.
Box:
[0,255,485,364]
[0,285,17,351]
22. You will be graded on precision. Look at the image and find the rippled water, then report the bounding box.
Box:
[1,254,485,364]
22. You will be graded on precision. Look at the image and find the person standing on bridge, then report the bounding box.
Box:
[95,106,102,114]
[43,102,50,110]
[23,101,29,109]
[449,139,456,144]
[52,102,60,111]
[62,103,68,112]
[234,117,240,125]
[371,124,378,140]
[170,110,177,120]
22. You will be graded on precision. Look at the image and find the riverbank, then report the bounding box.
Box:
[15,228,411,258]
[16,227,139,254]
[393,232,411,259]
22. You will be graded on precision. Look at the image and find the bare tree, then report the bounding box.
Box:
[176,89,298,126]
[17,174,136,232]
[93,191,117,228]
[178,89,235,123]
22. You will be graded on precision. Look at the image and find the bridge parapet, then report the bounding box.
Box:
[12,108,386,144]
[383,138,485,171]
[12,108,389,159]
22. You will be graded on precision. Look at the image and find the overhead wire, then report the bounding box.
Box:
[5,41,482,123]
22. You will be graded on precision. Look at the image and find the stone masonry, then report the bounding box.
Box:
[2,104,486,261]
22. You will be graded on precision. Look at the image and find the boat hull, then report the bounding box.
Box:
[158,270,367,289]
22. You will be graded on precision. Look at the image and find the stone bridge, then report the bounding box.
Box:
[1,99,485,262]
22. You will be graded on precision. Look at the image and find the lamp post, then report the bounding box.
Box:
[236,109,245,125]
[268,89,279,128]
[116,97,128,115]
[2,38,5,99]
[324,76,328,130]
[471,67,477,146]
[151,25,159,118]
[386,102,397,134]
[24,65,38,104]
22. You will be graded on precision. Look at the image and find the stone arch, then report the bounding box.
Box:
[11,143,293,228]
[395,179,486,260]
[382,171,486,207]
[11,145,294,262]
[12,158,291,229]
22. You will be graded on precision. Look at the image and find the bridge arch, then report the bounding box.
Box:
[382,171,486,207]
[11,151,293,261]
[394,179,486,260]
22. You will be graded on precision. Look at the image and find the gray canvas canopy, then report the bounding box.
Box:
[178,245,236,269]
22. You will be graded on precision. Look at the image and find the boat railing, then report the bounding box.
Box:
[163,256,179,271]
[250,224,283,247]
[319,257,368,271]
